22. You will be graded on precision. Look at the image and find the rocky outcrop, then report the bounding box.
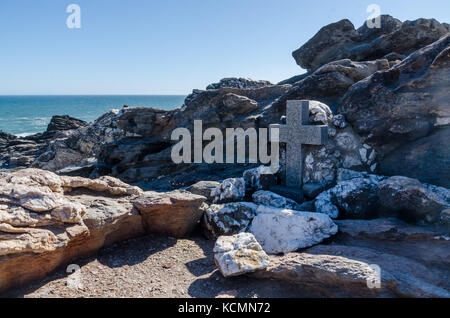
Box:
[293,16,448,71]
[249,206,338,254]
[252,244,449,297]
[206,78,272,90]
[0,168,207,292]
[0,168,144,292]
[379,127,450,188]
[214,233,270,277]
[45,115,88,134]
[271,59,390,111]
[377,176,450,223]
[33,110,134,172]
[0,116,89,169]
[339,35,450,187]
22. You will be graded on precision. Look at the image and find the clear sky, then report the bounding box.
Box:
[0,0,449,95]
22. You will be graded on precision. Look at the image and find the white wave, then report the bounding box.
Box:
[15,132,36,138]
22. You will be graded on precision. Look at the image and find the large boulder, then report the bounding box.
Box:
[377,176,450,223]
[33,110,134,172]
[0,168,145,293]
[213,233,270,277]
[45,115,88,133]
[379,127,450,188]
[293,16,448,71]
[271,59,390,111]
[211,178,246,204]
[132,190,207,237]
[203,202,259,239]
[186,181,220,203]
[252,244,450,297]
[314,173,385,219]
[249,206,338,254]
[339,35,450,187]
[252,190,303,210]
[251,252,395,297]
[206,78,272,90]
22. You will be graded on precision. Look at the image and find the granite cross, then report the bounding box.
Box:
[270,100,328,188]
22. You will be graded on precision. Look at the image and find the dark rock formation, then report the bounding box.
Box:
[293,16,448,71]
[339,35,450,187]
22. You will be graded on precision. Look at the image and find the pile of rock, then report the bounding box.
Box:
[199,165,449,297]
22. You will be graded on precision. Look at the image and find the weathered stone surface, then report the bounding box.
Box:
[211,178,246,203]
[206,78,272,90]
[132,190,207,237]
[302,182,324,199]
[214,233,270,277]
[251,252,395,297]
[335,218,447,241]
[243,166,277,192]
[339,35,450,187]
[0,116,89,169]
[186,181,220,203]
[271,59,390,112]
[249,206,338,254]
[252,190,302,210]
[315,174,385,219]
[203,202,259,239]
[377,176,450,223]
[379,128,450,188]
[46,115,88,133]
[33,110,134,172]
[252,243,450,297]
[293,16,448,71]
[0,168,145,293]
[220,93,258,117]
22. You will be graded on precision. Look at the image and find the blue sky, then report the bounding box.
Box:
[0,0,448,95]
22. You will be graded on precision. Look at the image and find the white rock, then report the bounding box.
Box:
[250,206,338,254]
[314,191,339,219]
[211,178,246,203]
[252,190,302,210]
[204,202,259,238]
[214,233,270,277]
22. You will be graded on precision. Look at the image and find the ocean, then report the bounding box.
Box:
[0,95,186,136]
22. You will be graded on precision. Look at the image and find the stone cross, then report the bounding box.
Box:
[270,100,328,188]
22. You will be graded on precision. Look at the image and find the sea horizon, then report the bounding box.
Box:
[0,95,186,136]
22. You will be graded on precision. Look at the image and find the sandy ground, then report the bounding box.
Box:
[3,233,323,298]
